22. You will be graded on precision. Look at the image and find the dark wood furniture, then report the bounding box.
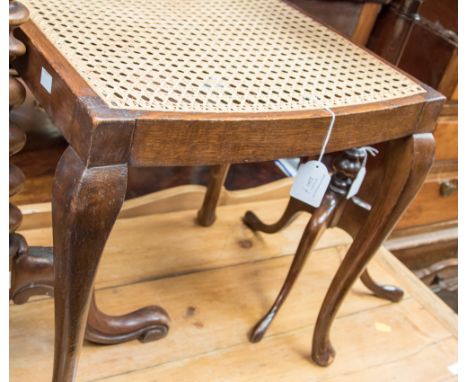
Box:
[197,0,390,229]
[9,1,170,347]
[367,0,458,305]
[290,0,390,45]
[10,1,30,301]
[14,0,443,380]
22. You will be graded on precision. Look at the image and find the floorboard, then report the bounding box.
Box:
[10,198,458,381]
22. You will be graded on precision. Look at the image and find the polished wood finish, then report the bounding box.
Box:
[244,148,404,344]
[197,164,230,227]
[313,133,435,365]
[51,147,170,381]
[10,246,54,304]
[9,245,170,345]
[13,4,444,379]
[10,200,457,381]
[434,116,458,161]
[248,197,334,343]
[368,0,458,97]
[367,0,458,296]
[85,296,169,345]
[395,179,457,230]
[9,1,30,308]
[8,0,169,352]
[15,18,443,167]
[289,0,384,45]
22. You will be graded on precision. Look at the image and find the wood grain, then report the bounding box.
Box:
[10,199,457,382]
[19,198,349,292]
[396,181,458,230]
[434,116,458,161]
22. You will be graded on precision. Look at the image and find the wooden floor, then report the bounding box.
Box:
[10,194,458,381]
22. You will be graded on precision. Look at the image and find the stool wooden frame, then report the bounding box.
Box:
[14,2,443,381]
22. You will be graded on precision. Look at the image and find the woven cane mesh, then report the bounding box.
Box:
[24,0,425,113]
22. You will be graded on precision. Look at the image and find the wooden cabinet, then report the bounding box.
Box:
[368,0,457,307]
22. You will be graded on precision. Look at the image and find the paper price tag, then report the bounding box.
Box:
[290,161,330,207]
[347,166,366,199]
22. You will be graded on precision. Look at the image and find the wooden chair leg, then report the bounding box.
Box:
[360,268,403,302]
[249,193,337,343]
[85,295,169,344]
[52,147,128,382]
[244,197,314,234]
[10,244,170,345]
[339,199,405,303]
[197,164,230,227]
[312,133,435,367]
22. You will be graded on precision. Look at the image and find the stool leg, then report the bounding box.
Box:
[312,134,435,366]
[339,199,404,302]
[197,164,230,227]
[360,268,403,302]
[52,147,128,382]
[249,193,337,342]
[243,198,313,234]
[85,295,169,344]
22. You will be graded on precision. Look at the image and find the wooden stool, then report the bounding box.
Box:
[14,0,443,380]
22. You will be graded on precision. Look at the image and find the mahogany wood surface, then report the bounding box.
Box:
[11,2,445,380]
[9,245,170,345]
[313,133,435,365]
[15,19,444,167]
[243,148,405,347]
[197,164,230,227]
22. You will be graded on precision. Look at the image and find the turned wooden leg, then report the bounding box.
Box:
[9,0,29,302]
[52,146,129,381]
[249,193,337,343]
[9,246,170,345]
[10,246,54,304]
[312,134,435,366]
[197,164,230,226]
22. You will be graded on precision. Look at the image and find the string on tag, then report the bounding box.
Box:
[346,146,379,199]
[289,99,336,207]
[317,105,336,163]
[361,146,379,167]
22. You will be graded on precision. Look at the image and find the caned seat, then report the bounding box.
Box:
[17,0,441,168]
[23,0,424,113]
[13,1,444,381]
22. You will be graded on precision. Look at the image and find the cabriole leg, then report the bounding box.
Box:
[312,134,435,366]
[52,147,128,382]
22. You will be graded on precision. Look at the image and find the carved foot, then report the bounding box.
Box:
[9,244,170,345]
[360,269,404,302]
[10,244,54,304]
[312,134,435,367]
[86,296,170,345]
